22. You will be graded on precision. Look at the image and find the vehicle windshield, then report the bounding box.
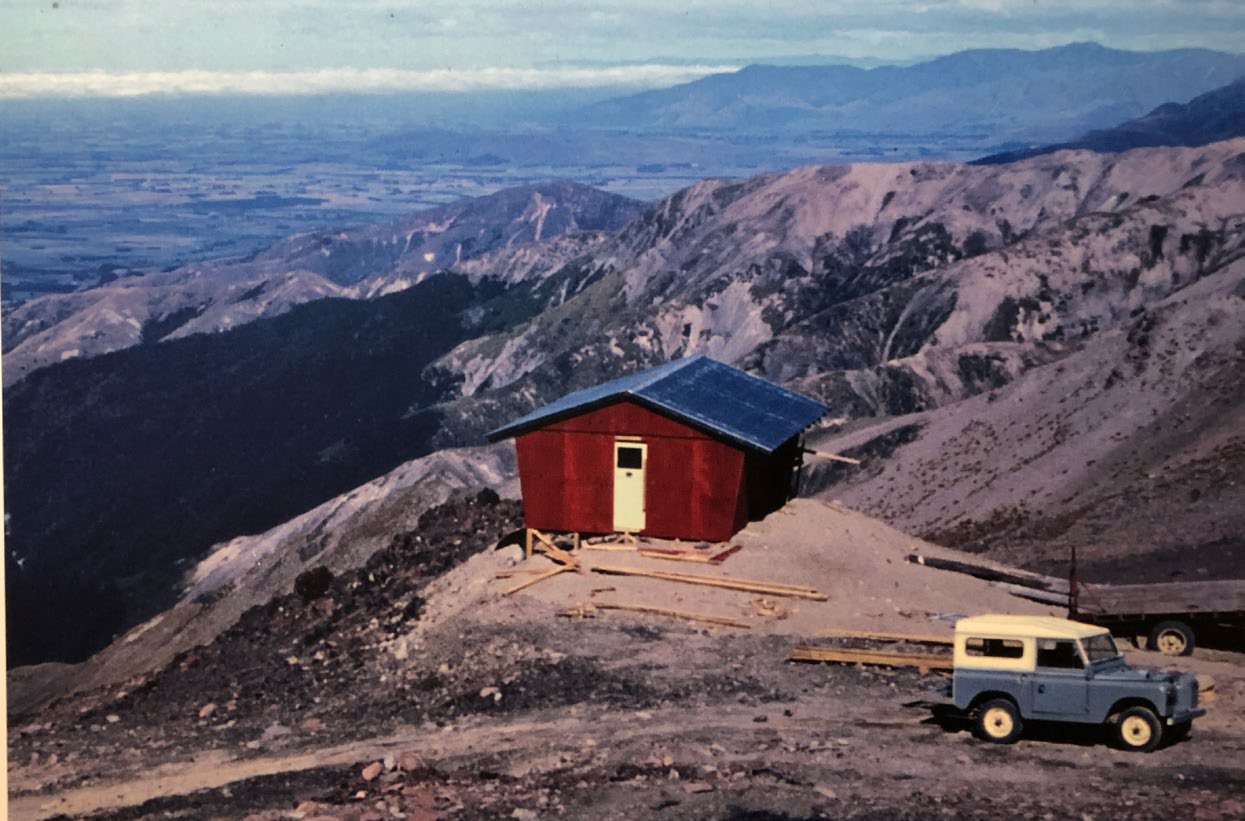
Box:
[1082,633,1121,663]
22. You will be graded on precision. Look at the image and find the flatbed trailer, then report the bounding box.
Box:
[1075,579,1245,656]
[907,553,1244,656]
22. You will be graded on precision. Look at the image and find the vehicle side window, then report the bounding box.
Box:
[1036,639,1083,669]
[964,637,1024,659]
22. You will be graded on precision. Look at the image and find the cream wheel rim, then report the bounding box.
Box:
[983,706,1014,738]
[1157,630,1187,655]
[1121,715,1154,746]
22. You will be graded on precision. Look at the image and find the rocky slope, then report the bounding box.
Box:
[803,255,1245,582]
[1,180,644,385]
[3,273,530,666]
[422,139,1245,441]
[6,444,516,717]
[8,139,1245,668]
[9,133,1245,815]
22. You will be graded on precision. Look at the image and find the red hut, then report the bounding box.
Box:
[487,355,828,542]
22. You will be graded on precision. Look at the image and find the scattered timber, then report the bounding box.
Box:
[565,602,751,629]
[998,583,1072,607]
[638,544,740,565]
[530,530,580,567]
[503,565,570,596]
[524,528,580,561]
[591,564,827,600]
[537,543,579,568]
[582,543,639,552]
[494,568,548,578]
[814,628,952,645]
[639,549,717,564]
[802,448,863,465]
[789,645,953,672]
[906,554,1069,593]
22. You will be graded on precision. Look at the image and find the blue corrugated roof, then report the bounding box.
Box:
[487,355,828,452]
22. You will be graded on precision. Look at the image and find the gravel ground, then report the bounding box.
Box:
[9,494,1245,820]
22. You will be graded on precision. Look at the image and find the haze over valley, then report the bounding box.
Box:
[6,43,1245,304]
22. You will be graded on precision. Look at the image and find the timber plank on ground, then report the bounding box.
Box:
[789,645,953,671]
[567,602,752,629]
[814,628,952,645]
[907,554,1069,593]
[503,565,571,595]
[591,564,827,600]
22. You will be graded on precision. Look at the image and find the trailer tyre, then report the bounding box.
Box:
[974,698,1023,744]
[1147,621,1195,656]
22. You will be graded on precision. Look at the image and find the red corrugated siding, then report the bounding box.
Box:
[514,399,747,541]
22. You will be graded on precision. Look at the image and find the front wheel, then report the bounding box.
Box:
[1114,706,1162,752]
[1147,621,1195,656]
[974,698,1023,744]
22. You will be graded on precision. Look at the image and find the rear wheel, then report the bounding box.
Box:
[974,698,1022,744]
[1147,621,1195,656]
[1115,706,1162,752]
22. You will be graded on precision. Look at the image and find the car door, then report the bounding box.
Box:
[1031,639,1089,717]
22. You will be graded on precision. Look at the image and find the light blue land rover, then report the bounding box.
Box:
[952,615,1205,752]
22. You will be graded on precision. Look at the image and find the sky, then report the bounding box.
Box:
[2,0,1244,97]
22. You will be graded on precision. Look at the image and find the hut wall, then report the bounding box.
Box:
[514,399,747,542]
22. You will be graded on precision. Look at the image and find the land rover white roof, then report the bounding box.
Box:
[954,614,1109,641]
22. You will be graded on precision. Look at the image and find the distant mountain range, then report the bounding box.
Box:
[8,135,1245,666]
[975,77,1245,164]
[581,43,1245,143]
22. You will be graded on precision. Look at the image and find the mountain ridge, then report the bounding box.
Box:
[1,180,644,386]
[581,43,1245,141]
[976,76,1245,164]
[6,138,1244,667]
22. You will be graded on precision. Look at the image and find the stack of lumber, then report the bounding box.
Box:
[790,629,954,674]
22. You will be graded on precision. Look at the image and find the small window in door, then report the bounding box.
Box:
[1036,639,1084,669]
[617,446,644,469]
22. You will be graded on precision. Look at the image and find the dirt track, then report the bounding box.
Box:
[10,617,1245,821]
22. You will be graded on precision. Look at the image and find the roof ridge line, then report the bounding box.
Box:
[623,353,705,394]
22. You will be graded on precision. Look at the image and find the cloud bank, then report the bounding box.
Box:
[0,64,741,99]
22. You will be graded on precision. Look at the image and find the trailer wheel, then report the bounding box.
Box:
[1147,621,1195,656]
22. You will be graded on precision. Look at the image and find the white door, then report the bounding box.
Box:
[613,441,647,532]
